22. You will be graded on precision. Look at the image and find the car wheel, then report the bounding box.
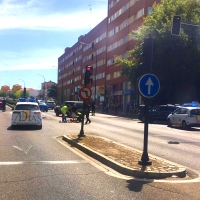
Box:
[182,121,188,130]
[167,119,172,127]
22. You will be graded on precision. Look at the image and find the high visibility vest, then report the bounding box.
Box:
[61,105,68,114]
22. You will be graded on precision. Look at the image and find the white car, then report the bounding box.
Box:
[167,107,200,130]
[11,102,42,129]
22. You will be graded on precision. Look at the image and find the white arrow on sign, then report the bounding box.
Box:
[145,77,154,94]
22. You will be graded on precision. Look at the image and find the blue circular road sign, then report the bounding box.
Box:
[138,73,160,98]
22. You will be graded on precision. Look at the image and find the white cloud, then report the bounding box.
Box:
[0,0,107,30]
[0,0,108,72]
[0,48,60,71]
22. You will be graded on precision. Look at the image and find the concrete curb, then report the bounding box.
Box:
[62,135,186,179]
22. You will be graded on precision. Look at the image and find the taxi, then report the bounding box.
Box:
[11,102,42,129]
[167,107,200,130]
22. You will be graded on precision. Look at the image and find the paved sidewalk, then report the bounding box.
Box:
[62,134,188,179]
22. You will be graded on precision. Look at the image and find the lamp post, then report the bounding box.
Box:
[80,42,97,102]
[5,82,10,98]
[37,74,46,100]
[19,79,26,98]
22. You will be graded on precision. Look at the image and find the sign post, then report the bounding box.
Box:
[78,86,92,137]
[138,73,160,165]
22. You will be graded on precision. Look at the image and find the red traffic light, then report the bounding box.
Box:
[85,65,93,73]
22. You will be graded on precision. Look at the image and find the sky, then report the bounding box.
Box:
[0,0,108,90]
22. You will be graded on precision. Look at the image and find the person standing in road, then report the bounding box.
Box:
[91,100,96,116]
[71,104,77,122]
[61,103,68,122]
[126,102,130,114]
[85,103,91,124]
[2,98,6,112]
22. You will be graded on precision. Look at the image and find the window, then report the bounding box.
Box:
[148,7,152,14]
[191,109,200,115]
[124,20,128,27]
[99,35,102,41]
[118,9,122,15]
[123,36,128,43]
[124,2,129,11]
[117,40,121,47]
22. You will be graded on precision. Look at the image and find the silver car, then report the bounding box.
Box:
[167,107,200,130]
[11,102,42,129]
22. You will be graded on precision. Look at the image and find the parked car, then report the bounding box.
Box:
[137,104,179,123]
[39,102,48,112]
[167,107,200,130]
[54,101,83,117]
[0,98,3,110]
[11,102,42,129]
[46,101,55,109]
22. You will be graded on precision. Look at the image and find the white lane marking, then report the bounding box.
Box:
[13,145,32,154]
[0,160,87,165]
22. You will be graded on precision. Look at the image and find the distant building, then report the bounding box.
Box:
[26,88,39,98]
[39,80,56,100]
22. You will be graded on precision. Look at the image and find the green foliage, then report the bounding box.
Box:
[13,90,30,99]
[47,84,57,100]
[0,91,6,97]
[6,98,17,106]
[117,0,200,104]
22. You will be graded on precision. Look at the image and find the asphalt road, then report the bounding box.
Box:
[0,107,200,200]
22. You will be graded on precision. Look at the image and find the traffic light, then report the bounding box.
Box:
[23,87,26,98]
[141,38,153,72]
[84,65,93,85]
[171,15,182,36]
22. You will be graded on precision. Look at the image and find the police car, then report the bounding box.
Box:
[11,102,42,129]
[167,107,200,130]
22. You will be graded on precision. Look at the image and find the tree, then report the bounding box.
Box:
[47,84,57,100]
[116,0,200,105]
[13,90,30,99]
[0,91,6,97]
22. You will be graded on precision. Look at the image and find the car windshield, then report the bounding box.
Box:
[39,103,46,105]
[15,104,39,110]
[76,103,83,108]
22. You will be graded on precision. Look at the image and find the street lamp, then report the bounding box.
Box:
[37,74,46,100]
[5,82,10,97]
[19,79,26,98]
[80,42,98,102]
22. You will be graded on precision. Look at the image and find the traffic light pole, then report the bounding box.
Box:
[138,98,152,165]
[138,36,154,166]
[79,99,86,137]
[78,65,93,137]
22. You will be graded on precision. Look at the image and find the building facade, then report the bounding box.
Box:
[57,0,160,110]
[38,80,56,100]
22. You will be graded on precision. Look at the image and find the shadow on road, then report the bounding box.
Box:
[126,179,153,192]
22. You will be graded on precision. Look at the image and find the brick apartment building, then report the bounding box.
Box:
[57,0,160,110]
